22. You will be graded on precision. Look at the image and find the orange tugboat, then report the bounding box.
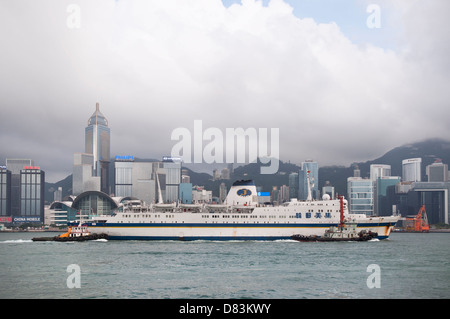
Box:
[33,219,108,242]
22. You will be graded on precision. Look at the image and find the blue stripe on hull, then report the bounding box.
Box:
[107,236,290,241]
[87,222,393,241]
[106,235,389,241]
[88,222,395,228]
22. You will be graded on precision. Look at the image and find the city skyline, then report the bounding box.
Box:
[1,0,449,183]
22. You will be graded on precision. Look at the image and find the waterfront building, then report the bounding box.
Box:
[347,177,374,216]
[53,187,63,202]
[114,156,181,204]
[288,172,298,199]
[115,158,155,205]
[426,161,448,182]
[402,158,422,182]
[179,183,193,204]
[163,159,181,203]
[4,159,45,223]
[46,191,146,225]
[72,190,119,220]
[0,166,11,219]
[370,164,391,181]
[85,103,110,193]
[72,153,100,195]
[271,186,279,204]
[278,185,290,203]
[45,199,75,226]
[192,186,212,203]
[375,176,401,216]
[411,182,450,225]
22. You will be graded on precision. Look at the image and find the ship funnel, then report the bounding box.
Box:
[224,180,258,206]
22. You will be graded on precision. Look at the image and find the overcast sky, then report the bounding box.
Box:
[1,0,449,182]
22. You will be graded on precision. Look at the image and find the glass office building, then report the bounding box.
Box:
[115,160,133,197]
[375,176,401,216]
[163,161,181,203]
[402,158,422,182]
[0,167,11,218]
[347,177,374,216]
[3,159,44,223]
[71,191,119,220]
[19,167,45,222]
[114,157,181,204]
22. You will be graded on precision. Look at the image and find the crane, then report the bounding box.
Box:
[404,205,430,232]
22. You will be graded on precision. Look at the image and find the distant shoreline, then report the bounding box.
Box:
[0,229,66,233]
[394,228,450,233]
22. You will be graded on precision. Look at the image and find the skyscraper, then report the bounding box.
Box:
[0,166,11,219]
[370,164,391,181]
[85,103,110,193]
[426,161,449,182]
[347,177,374,216]
[402,158,422,182]
[4,159,45,223]
[72,153,100,195]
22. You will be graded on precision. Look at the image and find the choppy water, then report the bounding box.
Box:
[0,232,449,299]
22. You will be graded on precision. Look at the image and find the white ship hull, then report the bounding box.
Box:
[87,207,399,240]
[85,180,399,241]
[87,221,397,241]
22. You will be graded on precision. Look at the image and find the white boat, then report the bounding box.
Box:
[86,179,400,241]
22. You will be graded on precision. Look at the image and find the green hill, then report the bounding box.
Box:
[45,138,450,202]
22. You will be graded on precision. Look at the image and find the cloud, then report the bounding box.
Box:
[0,0,449,182]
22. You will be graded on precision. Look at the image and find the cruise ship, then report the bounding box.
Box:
[85,179,400,241]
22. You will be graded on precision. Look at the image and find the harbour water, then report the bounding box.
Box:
[0,232,449,299]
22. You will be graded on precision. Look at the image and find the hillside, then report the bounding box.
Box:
[208,138,450,197]
[45,138,450,202]
[320,138,450,196]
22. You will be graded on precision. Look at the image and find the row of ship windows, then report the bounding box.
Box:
[116,221,330,224]
[123,209,340,216]
[259,208,339,213]
[121,212,334,219]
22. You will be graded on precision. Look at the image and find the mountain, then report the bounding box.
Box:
[45,138,450,202]
[207,138,450,197]
[319,138,450,196]
[45,174,73,203]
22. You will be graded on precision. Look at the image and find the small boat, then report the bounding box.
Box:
[291,224,378,242]
[32,221,108,242]
[291,196,378,242]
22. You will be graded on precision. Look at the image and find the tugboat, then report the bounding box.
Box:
[291,196,378,242]
[291,223,378,242]
[32,216,108,242]
[53,223,108,242]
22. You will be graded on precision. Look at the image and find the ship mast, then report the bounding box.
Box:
[306,170,312,201]
[339,196,344,227]
[156,173,164,204]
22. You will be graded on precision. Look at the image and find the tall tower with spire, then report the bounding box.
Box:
[85,103,110,193]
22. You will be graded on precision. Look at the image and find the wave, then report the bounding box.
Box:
[0,239,33,243]
[92,238,108,242]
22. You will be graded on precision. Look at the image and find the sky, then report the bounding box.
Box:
[1,0,449,182]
